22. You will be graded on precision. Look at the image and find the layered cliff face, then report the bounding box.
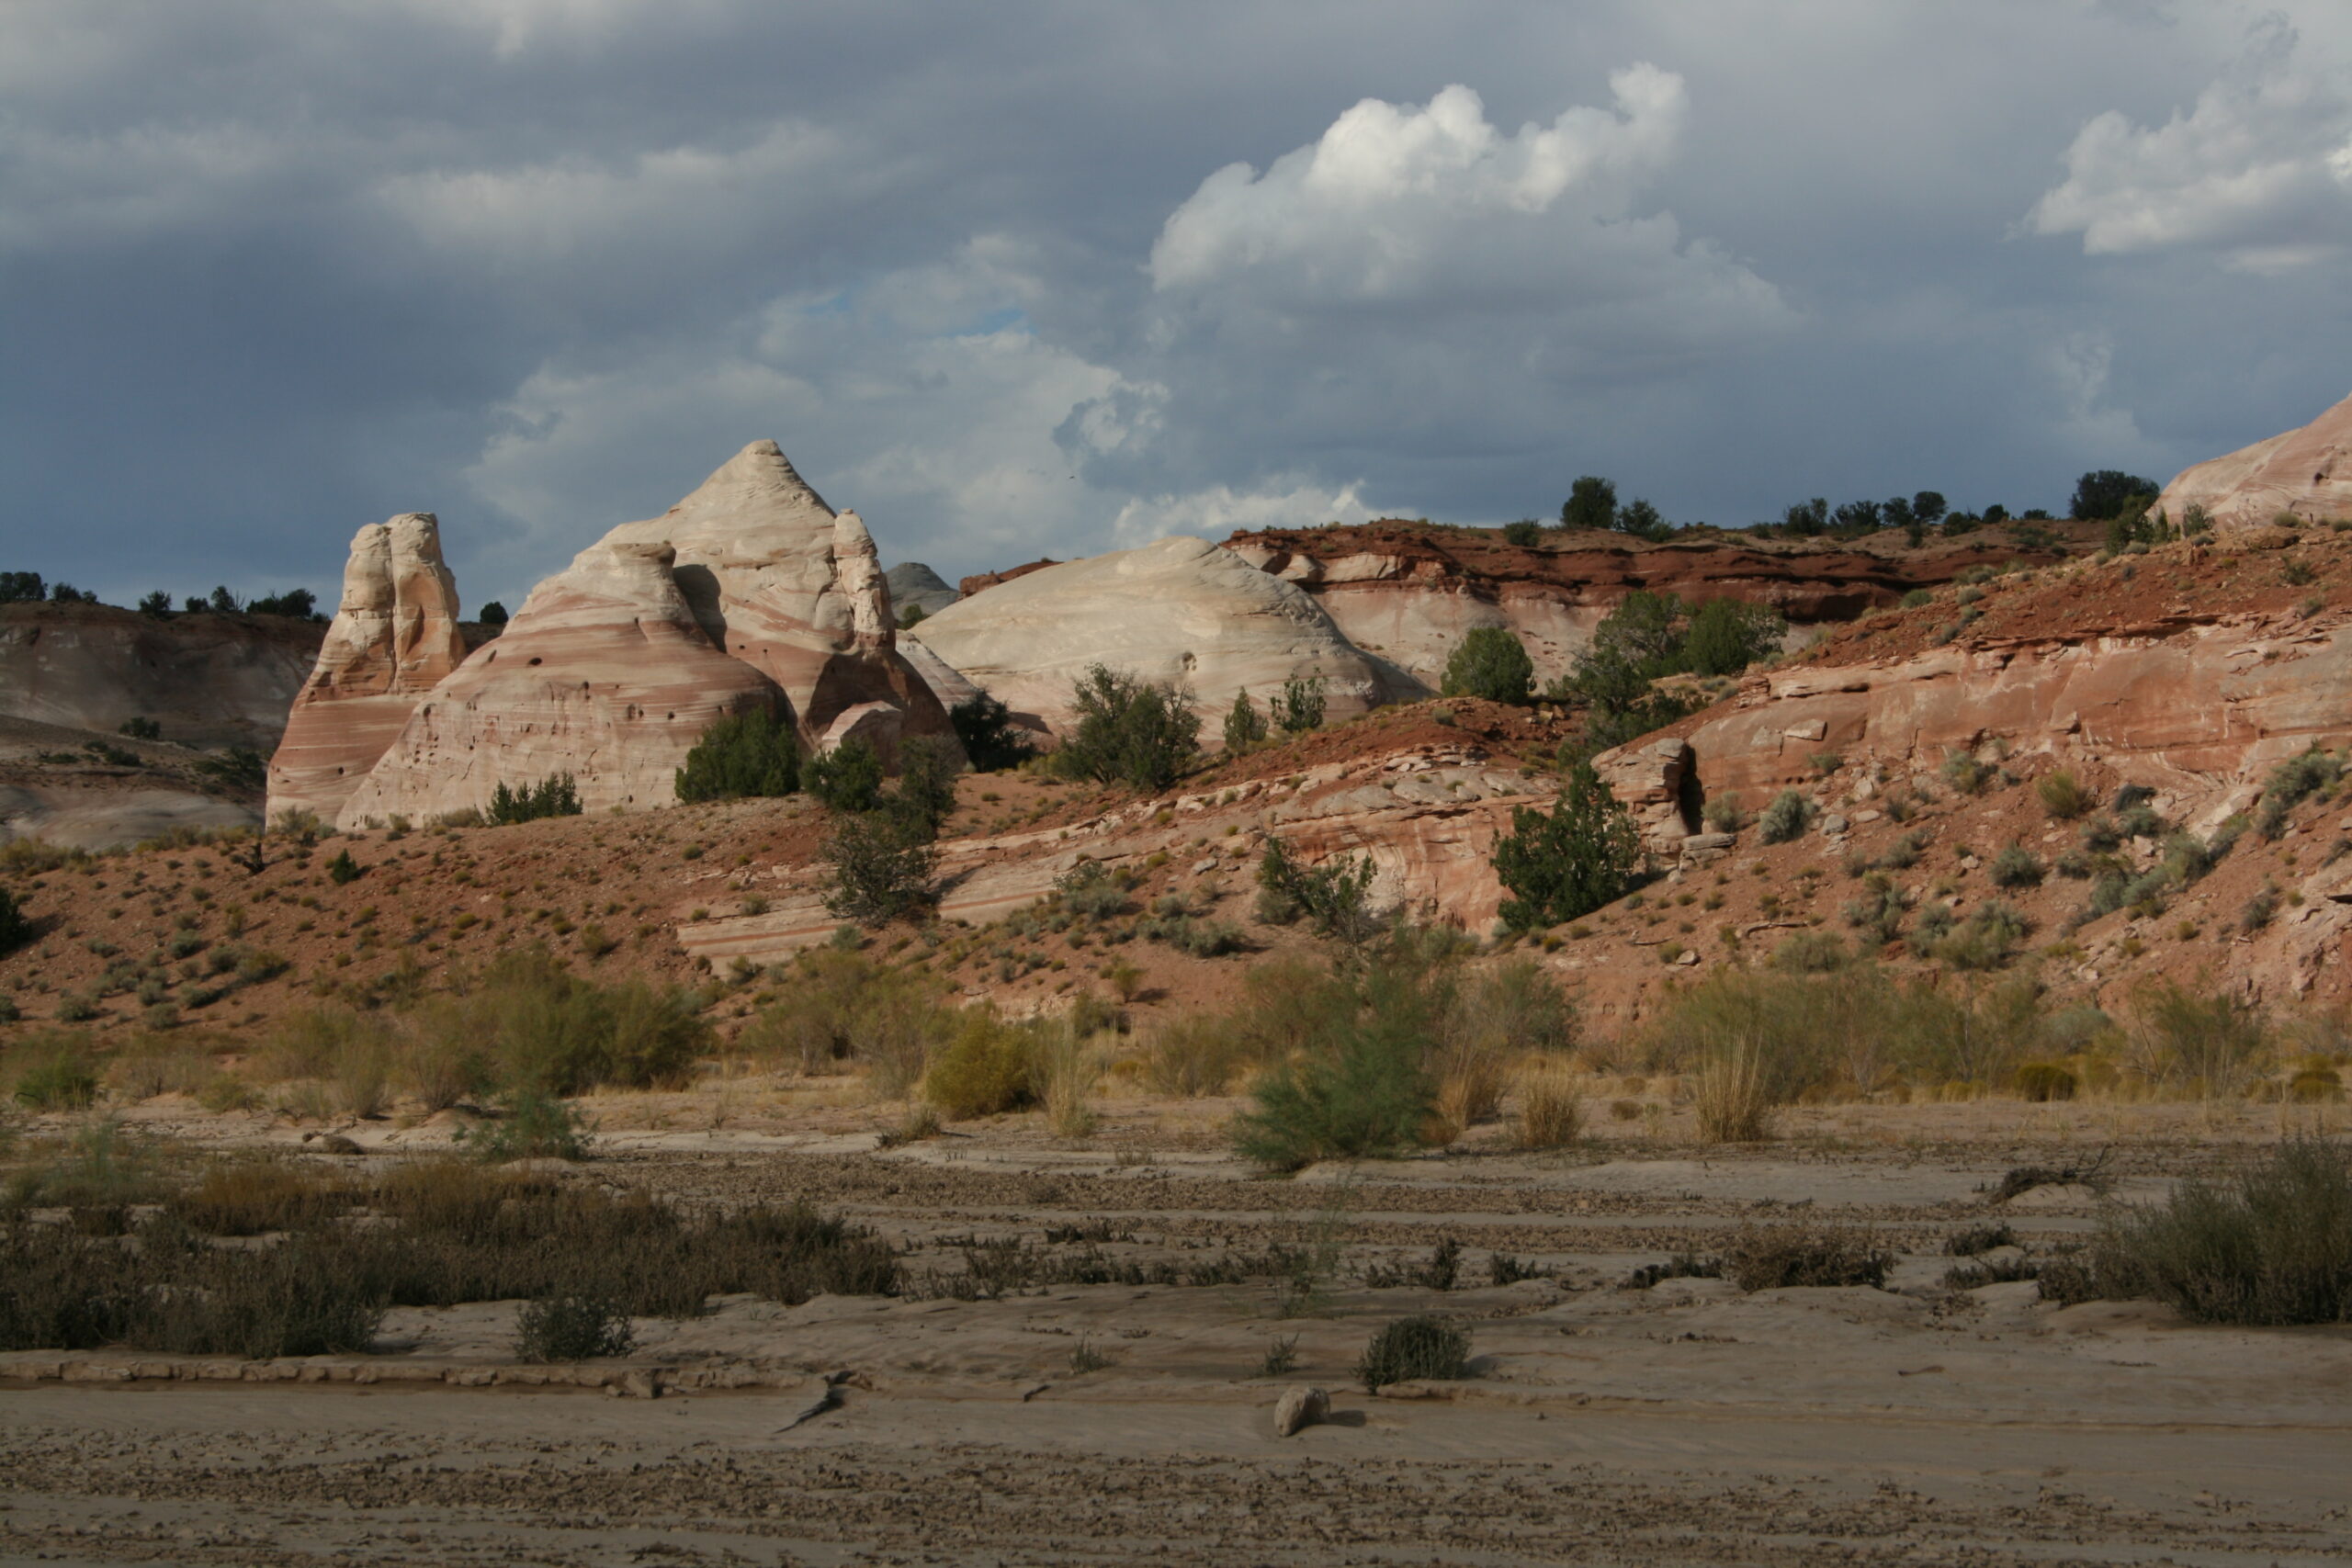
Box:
[266,513,468,822]
[337,538,783,827]
[1225,524,2071,688]
[904,536,1430,740]
[0,602,323,750]
[2157,389,2352,530]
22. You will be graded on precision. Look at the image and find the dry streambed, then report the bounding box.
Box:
[4,1136,2349,1565]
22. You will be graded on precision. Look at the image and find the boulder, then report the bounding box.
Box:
[266,513,468,823]
[603,441,955,751]
[1273,1385,1329,1437]
[2156,389,2352,530]
[334,537,784,828]
[906,536,1430,741]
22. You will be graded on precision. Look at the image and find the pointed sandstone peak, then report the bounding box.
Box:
[604,441,955,749]
[2158,389,2352,530]
[266,511,467,822]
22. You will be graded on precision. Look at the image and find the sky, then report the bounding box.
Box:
[6,0,2352,613]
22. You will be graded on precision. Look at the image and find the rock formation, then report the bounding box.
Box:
[0,600,324,750]
[266,513,467,822]
[287,441,959,829]
[335,537,785,828]
[2155,389,2352,530]
[601,441,954,753]
[903,536,1430,741]
[884,562,958,620]
[1226,523,2065,689]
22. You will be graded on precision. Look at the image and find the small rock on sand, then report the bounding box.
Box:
[1274,1385,1329,1437]
[301,1133,362,1155]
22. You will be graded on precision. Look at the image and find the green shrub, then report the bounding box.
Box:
[1355,1315,1469,1390]
[1255,840,1378,941]
[803,737,884,813]
[0,887,33,955]
[1232,964,1438,1171]
[1940,753,1991,795]
[1899,588,1932,608]
[11,1039,99,1110]
[1440,627,1533,705]
[1757,789,1813,844]
[1492,762,1640,930]
[1056,861,1135,920]
[462,1090,592,1161]
[673,707,798,803]
[1679,598,1784,677]
[923,1010,1037,1118]
[1271,674,1327,734]
[1988,844,2045,888]
[514,1294,635,1361]
[1924,899,2030,971]
[886,736,962,840]
[428,946,708,1096]
[821,809,939,927]
[1770,931,1849,973]
[325,849,361,886]
[1843,874,1907,947]
[1222,688,1268,751]
[2037,771,2094,819]
[948,693,1035,773]
[2257,746,2344,840]
[1053,664,1199,790]
[487,773,582,825]
[2096,1138,2352,1324]
[1499,520,1544,547]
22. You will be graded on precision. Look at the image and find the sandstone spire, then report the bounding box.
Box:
[266,513,466,822]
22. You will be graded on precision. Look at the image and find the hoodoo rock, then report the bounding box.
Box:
[2157,389,2352,530]
[284,441,957,829]
[266,513,467,823]
[335,537,783,828]
[602,441,954,754]
[904,536,1430,741]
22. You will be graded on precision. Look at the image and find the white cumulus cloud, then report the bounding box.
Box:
[2030,19,2352,270]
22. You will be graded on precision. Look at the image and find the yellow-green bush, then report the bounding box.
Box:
[923,1010,1040,1118]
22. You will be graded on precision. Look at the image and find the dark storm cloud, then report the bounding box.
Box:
[4,1,2349,611]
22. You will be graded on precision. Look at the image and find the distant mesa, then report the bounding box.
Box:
[884,562,958,619]
[958,558,1060,598]
[2157,389,2352,531]
[268,441,958,830]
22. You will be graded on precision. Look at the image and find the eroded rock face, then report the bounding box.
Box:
[336,537,783,828]
[2157,390,2352,530]
[266,513,466,823]
[0,602,322,751]
[604,442,953,750]
[1625,616,2352,844]
[905,536,1430,741]
[670,740,1547,966]
[1226,525,2063,689]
